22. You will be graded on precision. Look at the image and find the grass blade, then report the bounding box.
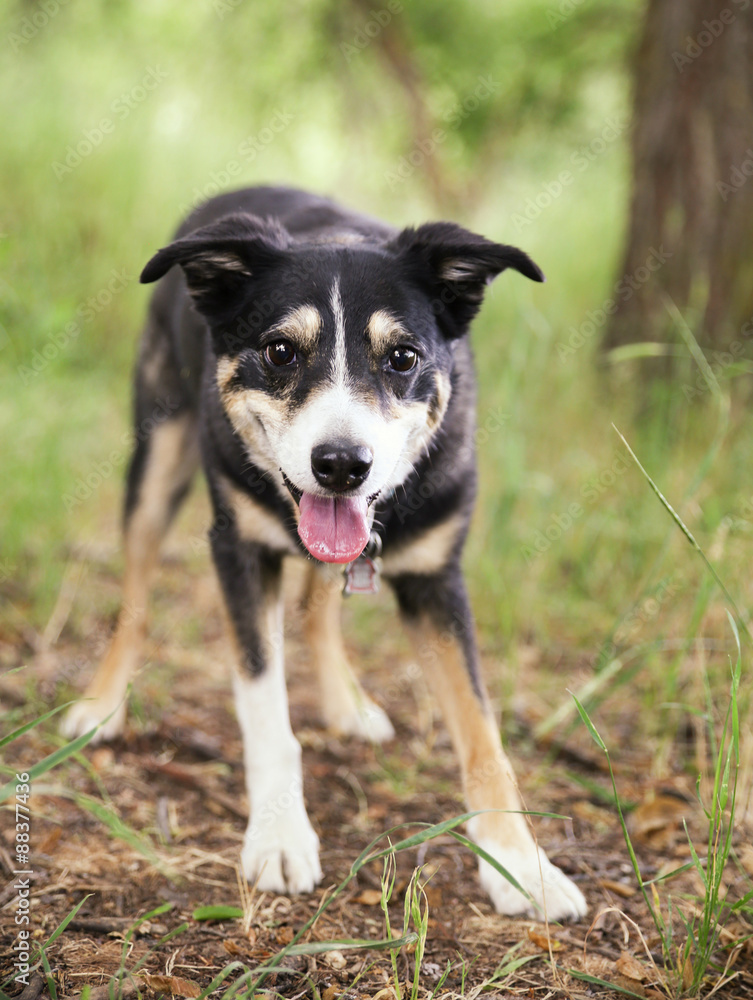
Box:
[570,693,607,752]
[40,893,93,951]
[569,969,651,998]
[612,425,752,645]
[285,933,419,956]
[192,905,243,921]
[446,830,534,905]
[0,701,76,750]
[0,725,102,801]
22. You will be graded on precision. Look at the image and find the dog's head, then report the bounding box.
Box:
[141,212,543,563]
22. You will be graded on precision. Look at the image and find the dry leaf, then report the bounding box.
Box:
[739,843,753,876]
[90,747,115,771]
[223,940,243,956]
[681,953,693,991]
[615,951,648,982]
[37,827,63,855]
[371,989,397,1000]
[322,986,339,1000]
[354,889,383,906]
[627,793,692,847]
[141,973,201,998]
[598,877,636,898]
[527,928,561,951]
[323,950,347,970]
[614,977,647,998]
[425,886,443,907]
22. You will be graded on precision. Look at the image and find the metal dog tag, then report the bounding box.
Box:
[343,532,382,596]
[343,555,381,596]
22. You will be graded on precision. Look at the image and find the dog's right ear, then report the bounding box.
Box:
[141,213,290,317]
[389,222,544,337]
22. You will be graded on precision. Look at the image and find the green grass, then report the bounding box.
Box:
[572,628,749,998]
[571,429,752,997]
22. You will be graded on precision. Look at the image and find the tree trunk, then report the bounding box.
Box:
[605,0,753,360]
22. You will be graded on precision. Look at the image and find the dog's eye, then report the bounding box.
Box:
[265,340,297,367]
[388,346,418,373]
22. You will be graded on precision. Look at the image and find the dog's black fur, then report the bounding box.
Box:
[63,186,588,920]
[137,187,540,672]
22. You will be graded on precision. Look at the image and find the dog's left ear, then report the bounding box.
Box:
[390,222,544,336]
[140,213,290,320]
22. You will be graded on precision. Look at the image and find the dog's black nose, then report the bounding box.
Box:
[311,443,373,492]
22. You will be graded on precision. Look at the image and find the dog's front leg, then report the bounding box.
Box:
[210,517,322,894]
[390,565,587,921]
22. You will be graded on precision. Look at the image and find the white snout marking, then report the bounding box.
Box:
[269,276,436,497]
[217,277,447,504]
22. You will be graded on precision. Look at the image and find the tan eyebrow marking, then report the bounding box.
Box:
[215,306,323,406]
[271,304,322,351]
[366,309,409,355]
[215,306,321,393]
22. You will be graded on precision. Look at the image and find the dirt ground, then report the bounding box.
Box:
[2,536,752,999]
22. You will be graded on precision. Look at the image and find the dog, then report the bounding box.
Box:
[62,185,587,920]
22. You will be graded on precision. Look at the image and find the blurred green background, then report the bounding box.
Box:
[2,0,751,730]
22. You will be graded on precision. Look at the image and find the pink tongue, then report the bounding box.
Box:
[298,493,370,564]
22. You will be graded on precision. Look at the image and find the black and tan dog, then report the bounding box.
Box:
[62,185,587,920]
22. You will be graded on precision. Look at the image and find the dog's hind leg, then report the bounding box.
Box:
[390,564,587,922]
[303,564,394,742]
[61,400,199,742]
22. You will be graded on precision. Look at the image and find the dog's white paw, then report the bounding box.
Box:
[60,697,127,744]
[241,810,322,894]
[330,697,395,743]
[475,839,587,921]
